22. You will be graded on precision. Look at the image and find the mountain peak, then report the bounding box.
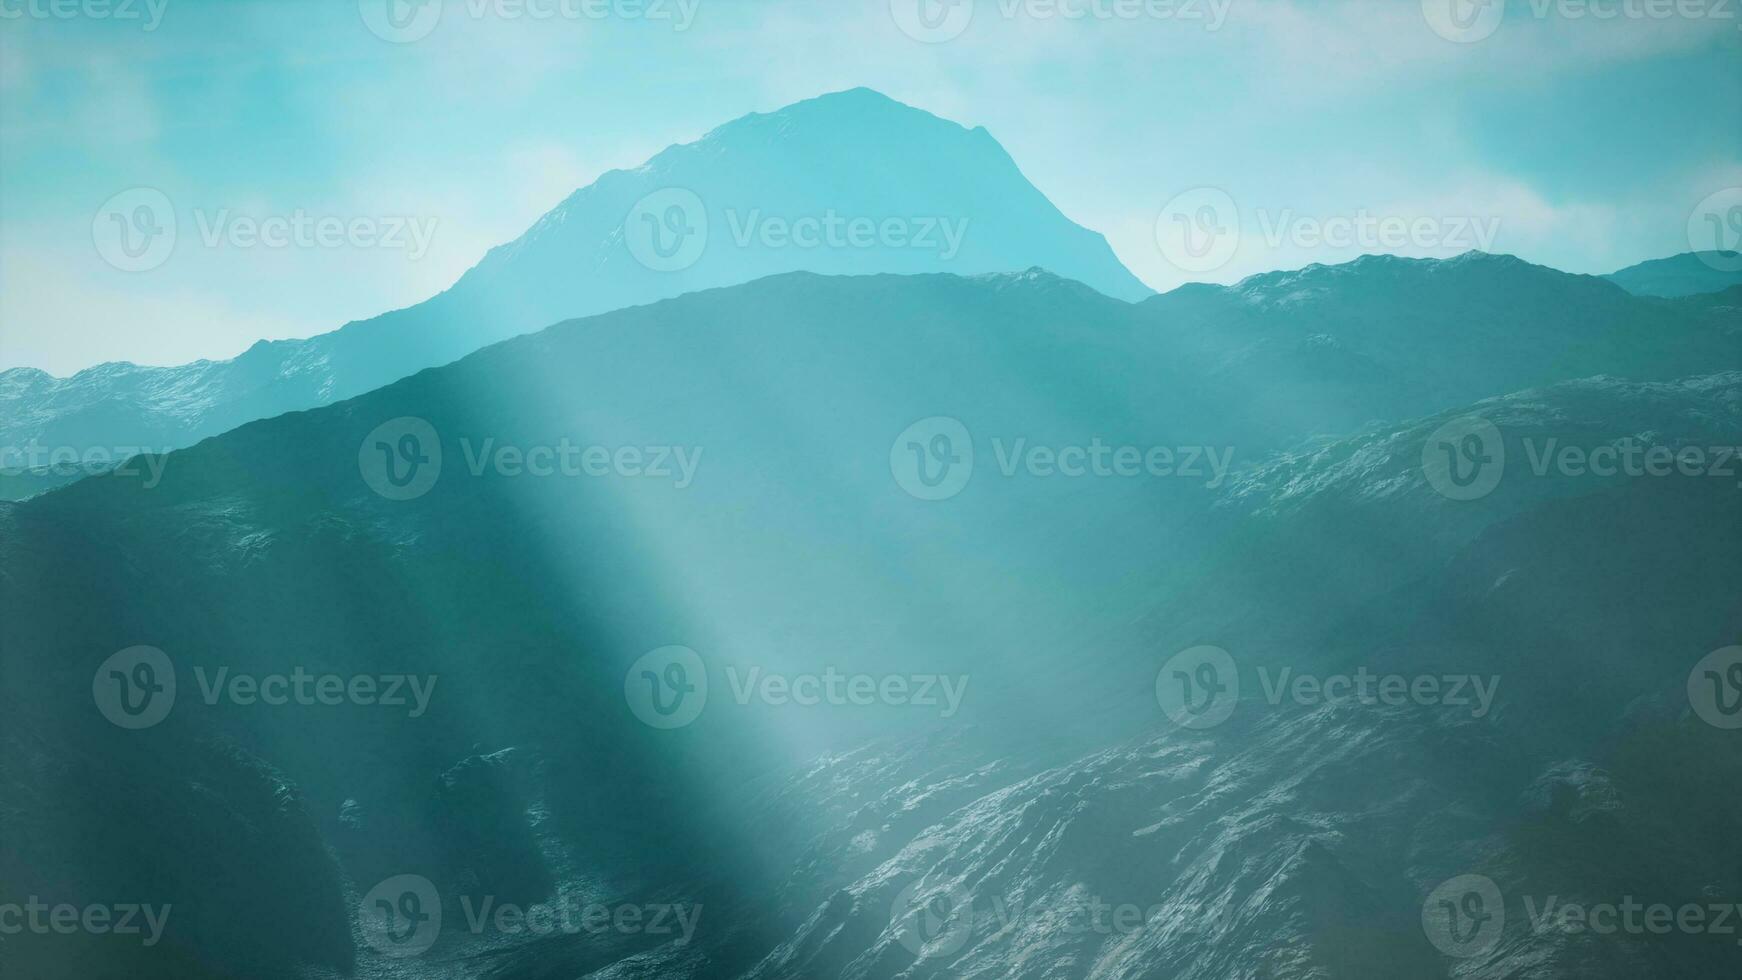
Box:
[2,90,1155,467]
[697,86,977,151]
[780,86,912,112]
[1145,251,1608,318]
[1606,250,1742,298]
[468,89,1151,307]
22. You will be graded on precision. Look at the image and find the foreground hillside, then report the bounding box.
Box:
[2,267,1738,979]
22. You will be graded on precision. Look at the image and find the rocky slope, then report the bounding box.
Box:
[3,268,1737,978]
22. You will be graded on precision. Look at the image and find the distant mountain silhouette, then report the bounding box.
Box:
[0,88,1148,498]
[1605,250,1742,297]
[1139,251,1740,438]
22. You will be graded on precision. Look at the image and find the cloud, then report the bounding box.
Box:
[0,34,29,95]
[0,249,308,374]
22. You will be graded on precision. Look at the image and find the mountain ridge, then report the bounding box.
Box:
[1604,249,1742,298]
[0,88,1148,497]
[6,264,1739,979]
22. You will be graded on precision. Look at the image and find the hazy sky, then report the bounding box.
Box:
[2,0,1739,374]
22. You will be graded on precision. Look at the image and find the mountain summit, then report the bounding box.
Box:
[1605,250,1742,297]
[0,89,1148,496]
[447,87,1150,316]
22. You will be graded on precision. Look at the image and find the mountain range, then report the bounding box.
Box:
[5,86,1740,980]
[3,253,1738,978]
[1604,250,1742,297]
[0,88,1146,500]
[4,90,1729,505]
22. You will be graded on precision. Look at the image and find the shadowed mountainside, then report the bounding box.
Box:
[3,264,1738,978]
